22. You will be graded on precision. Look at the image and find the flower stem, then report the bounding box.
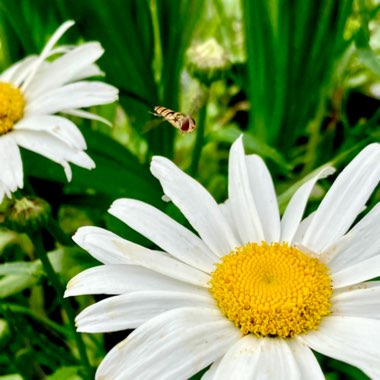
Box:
[31,233,92,379]
[190,89,210,177]
[47,215,74,246]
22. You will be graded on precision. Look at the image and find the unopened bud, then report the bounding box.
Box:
[4,196,51,233]
[187,38,231,86]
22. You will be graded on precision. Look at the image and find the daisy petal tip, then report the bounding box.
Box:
[150,156,166,176]
[150,155,163,167]
[72,228,88,246]
[323,166,336,177]
[368,142,380,150]
[63,20,75,28]
[62,163,72,182]
[108,198,126,214]
[51,20,76,42]
[64,275,82,297]
[235,133,244,145]
[63,287,73,298]
[90,41,105,54]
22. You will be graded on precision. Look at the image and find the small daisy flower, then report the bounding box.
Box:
[66,137,380,379]
[0,21,118,202]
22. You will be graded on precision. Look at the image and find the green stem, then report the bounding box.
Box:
[300,98,326,177]
[47,216,74,246]
[190,90,209,177]
[31,233,92,379]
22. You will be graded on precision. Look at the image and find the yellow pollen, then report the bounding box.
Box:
[0,82,25,135]
[210,242,332,338]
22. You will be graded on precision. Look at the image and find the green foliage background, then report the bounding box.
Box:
[0,0,379,379]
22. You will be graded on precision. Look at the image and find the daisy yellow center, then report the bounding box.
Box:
[210,242,332,338]
[0,82,25,135]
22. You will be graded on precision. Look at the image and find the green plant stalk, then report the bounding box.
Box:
[31,233,92,379]
[46,215,74,246]
[300,97,327,177]
[190,92,209,177]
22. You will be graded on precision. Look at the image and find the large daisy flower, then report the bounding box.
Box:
[66,137,380,379]
[0,20,118,202]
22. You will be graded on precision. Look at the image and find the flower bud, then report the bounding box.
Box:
[187,38,231,86]
[4,196,51,233]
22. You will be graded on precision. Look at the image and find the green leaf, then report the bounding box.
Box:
[0,375,23,380]
[0,275,38,298]
[47,366,83,380]
[242,0,353,152]
[0,262,42,277]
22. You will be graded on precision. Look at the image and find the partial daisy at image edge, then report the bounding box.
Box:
[0,20,119,203]
[65,136,380,379]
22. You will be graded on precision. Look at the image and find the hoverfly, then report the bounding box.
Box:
[152,106,196,133]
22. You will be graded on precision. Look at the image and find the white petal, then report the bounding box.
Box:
[109,199,217,273]
[257,338,300,380]
[280,167,335,243]
[246,154,281,242]
[151,156,239,256]
[291,211,315,244]
[201,359,222,380]
[0,56,37,86]
[73,227,136,264]
[209,335,261,379]
[331,254,380,288]
[96,307,240,380]
[76,290,214,332]
[332,281,380,319]
[25,81,118,115]
[323,203,380,271]
[288,339,325,380]
[62,108,112,126]
[25,42,104,99]
[68,63,104,82]
[12,130,95,181]
[65,265,206,297]
[219,199,241,244]
[302,144,380,252]
[300,316,380,379]
[228,136,265,243]
[212,337,300,380]
[75,226,210,286]
[14,115,86,149]
[0,134,23,193]
[21,21,75,91]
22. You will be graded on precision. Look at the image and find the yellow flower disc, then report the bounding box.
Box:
[210,242,332,338]
[0,82,25,135]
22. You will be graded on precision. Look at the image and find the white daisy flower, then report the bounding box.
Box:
[0,20,118,202]
[65,137,380,379]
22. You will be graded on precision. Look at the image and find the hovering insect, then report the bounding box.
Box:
[153,106,196,133]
